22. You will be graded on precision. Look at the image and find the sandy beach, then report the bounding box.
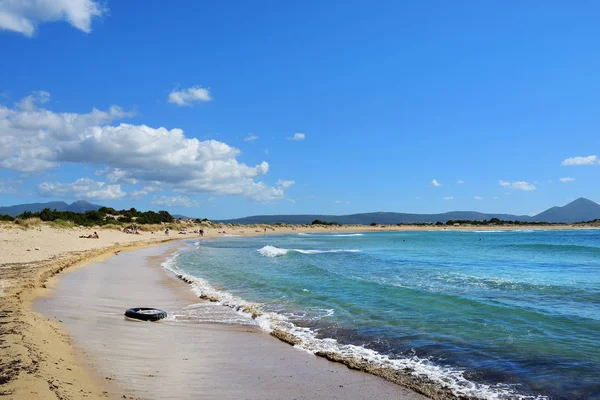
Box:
[0,221,587,399]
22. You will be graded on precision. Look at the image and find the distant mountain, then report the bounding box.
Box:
[2,198,598,223]
[172,214,194,220]
[531,198,600,223]
[217,198,600,225]
[65,200,102,213]
[216,211,533,225]
[0,200,102,217]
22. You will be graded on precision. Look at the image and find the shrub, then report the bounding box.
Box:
[14,217,42,229]
[53,219,75,229]
[0,214,14,221]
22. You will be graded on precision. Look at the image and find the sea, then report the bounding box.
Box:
[162,229,600,400]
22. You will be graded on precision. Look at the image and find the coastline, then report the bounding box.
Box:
[35,243,426,399]
[0,222,595,399]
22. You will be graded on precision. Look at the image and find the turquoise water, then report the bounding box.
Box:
[165,230,600,399]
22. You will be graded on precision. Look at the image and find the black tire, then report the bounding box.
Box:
[124,307,167,322]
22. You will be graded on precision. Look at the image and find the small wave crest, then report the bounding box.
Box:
[257,245,360,257]
[258,245,290,257]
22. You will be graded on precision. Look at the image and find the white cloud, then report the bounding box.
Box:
[152,195,198,208]
[474,196,483,200]
[498,180,536,191]
[0,92,290,201]
[127,184,162,199]
[0,179,21,194]
[290,133,305,141]
[431,179,441,187]
[456,180,464,184]
[561,155,598,166]
[167,86,212,106]
[334,200,350,204]
[244,134,258,141]
[37,178,126,200]
[0,0,106,37]
[559,177,575,182]
[276,179,295,189]
[442,196,454,200]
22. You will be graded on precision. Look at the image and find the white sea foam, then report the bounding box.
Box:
[295,249,360,254]
[162,246,546,400]
[257,245,290,257]
[257,245,360,257]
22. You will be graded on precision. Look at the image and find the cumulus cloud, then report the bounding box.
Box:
[474,196,483,200]
[442,196,454,200]
[559,177,575,182]
[0,92,289,201]
[290,133,305,141]
[127,184,162,199]
[276,179,295,189]
[244,134,258,141]
[561,155,598,166]
[456,180,464,184]
[498,180,536,191]
[431,179,441,187]
[37,178,126,200]
[152,195,198,208]
[0,179,21,194]
[167,86,212,106]
[0,0,106,37]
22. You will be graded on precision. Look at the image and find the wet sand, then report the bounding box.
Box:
[35,243,427,399]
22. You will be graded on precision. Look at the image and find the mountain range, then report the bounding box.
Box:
[1,198,600,224]
[216,198,600,225]
[0,200,102,217]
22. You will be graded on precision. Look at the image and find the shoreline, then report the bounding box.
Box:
[0,227,190,399]
[34,242,427,400]
[0,222,595,398]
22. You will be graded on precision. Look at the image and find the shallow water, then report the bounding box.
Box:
[168,230,600,399]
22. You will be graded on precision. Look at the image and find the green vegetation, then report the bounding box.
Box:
[311,219,341,226]
[0,213,14,221]
[14,207,176,227]
[443,219,558,226]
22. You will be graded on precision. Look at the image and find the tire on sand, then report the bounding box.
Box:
[124,307,167,322]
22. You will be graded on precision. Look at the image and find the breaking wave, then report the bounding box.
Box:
[161,249,544,400]
[257,245,360,257]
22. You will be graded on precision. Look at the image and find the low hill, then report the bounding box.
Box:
[0,200,102,217]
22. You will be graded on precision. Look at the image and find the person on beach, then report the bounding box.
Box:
[165,227,169,235]
[199,229,204,236]
[79,232,99,239]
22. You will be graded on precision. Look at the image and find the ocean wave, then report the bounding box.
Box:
[257,245,361,257]
[161,250,543,400]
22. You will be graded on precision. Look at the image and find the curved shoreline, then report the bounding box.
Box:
[1,223,594,398]
[0,234,185,399]
[33,240,428,400]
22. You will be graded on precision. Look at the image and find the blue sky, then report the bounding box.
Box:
[0,1,599,219]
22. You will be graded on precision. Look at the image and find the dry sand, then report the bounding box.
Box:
[0,221,585,399]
